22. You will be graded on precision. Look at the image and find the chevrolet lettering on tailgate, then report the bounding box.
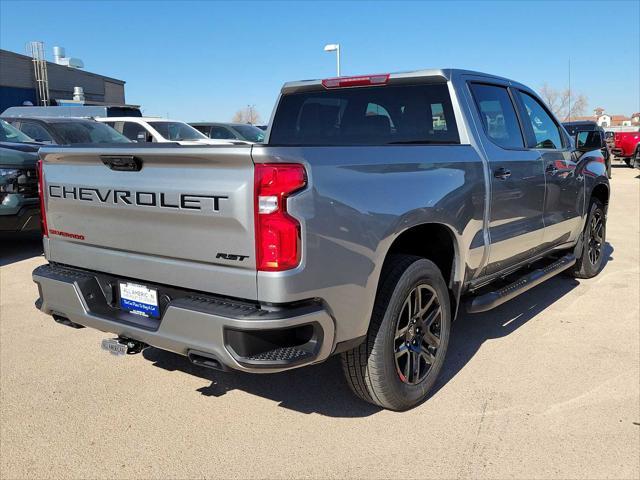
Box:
[48,185,228,212]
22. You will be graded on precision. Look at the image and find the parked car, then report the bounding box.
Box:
[190,122,266,143]
[33,69,609,411]
[563,121,611,178]
[0,145,40,234]
[612,130,640,168]
[2,117,131,145]
[97,117,245,145]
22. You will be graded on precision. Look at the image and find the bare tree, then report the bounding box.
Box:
[538,83,588,121]
[232,105,261,125]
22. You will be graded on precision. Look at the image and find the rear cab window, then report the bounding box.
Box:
[269,83,460,146]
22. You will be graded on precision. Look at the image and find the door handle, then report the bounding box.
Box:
[493,167,511,180]
[100,155,142,172]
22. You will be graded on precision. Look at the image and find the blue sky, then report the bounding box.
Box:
[1,0,638,122]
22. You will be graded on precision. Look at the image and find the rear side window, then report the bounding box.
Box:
[53,121,131,144]
[210,126,235,139]
[269,83,459,146]
[19,122,53,143]
[470,84,524,149]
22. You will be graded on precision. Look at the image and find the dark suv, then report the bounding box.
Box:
[563,121,611,178]
[0,120,41,233]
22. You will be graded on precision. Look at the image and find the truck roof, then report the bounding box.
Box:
[281,68,521,93]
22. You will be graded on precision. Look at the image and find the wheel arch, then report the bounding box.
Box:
[379,222,462,318]
[591,182,610,208]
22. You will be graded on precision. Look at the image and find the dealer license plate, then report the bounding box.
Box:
[119,282,159,318]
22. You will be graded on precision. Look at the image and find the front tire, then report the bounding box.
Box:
[341,255,451,411]
[571,198,607,279]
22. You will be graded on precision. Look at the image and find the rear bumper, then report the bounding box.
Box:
[32,264,335,373]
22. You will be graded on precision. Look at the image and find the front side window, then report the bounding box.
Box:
[470,83,524,149]
[518,91,563,149]
[269,83,460,146]
[148,122,207,141]
[122,122,149,142]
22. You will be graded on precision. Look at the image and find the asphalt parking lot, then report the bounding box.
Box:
[1,165,638,480]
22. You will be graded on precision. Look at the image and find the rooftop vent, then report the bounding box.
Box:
[52,46,84,69]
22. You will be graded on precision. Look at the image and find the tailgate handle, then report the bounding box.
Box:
[100,155,142,172]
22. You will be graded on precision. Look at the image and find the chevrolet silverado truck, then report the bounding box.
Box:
[32,69,610,410]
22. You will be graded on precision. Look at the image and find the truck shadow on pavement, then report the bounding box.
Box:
[0,233,43,267]
[143,243,613,418]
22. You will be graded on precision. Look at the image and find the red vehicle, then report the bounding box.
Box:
[612,130,640,167]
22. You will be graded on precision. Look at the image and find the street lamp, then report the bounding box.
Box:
[324,43,341,77]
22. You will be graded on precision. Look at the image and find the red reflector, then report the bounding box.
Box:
[37,159,48,237]
[322,73,390,89]
[254,164,306,271]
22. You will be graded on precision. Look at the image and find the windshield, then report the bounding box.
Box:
[231,124,265,142]
[0,119,35,143]
[148,121,207,141]
[53,121,131,144]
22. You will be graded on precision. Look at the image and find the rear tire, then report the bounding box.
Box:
[571,198,606,279]
[341,255,451,411]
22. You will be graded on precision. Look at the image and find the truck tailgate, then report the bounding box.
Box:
[40,145,257,300]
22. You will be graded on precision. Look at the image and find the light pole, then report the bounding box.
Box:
[324,43,341,77]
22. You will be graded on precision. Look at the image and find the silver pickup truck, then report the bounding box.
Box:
[33,69,609,410]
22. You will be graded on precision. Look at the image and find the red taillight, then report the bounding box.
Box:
[37,159,48,237]
[254,163,306,271]
[321,73,390,89]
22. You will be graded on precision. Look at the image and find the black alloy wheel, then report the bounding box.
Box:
[394,284,442,385]
[587,209,604,266]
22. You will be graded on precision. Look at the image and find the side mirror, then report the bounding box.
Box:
[575,131,602,152]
